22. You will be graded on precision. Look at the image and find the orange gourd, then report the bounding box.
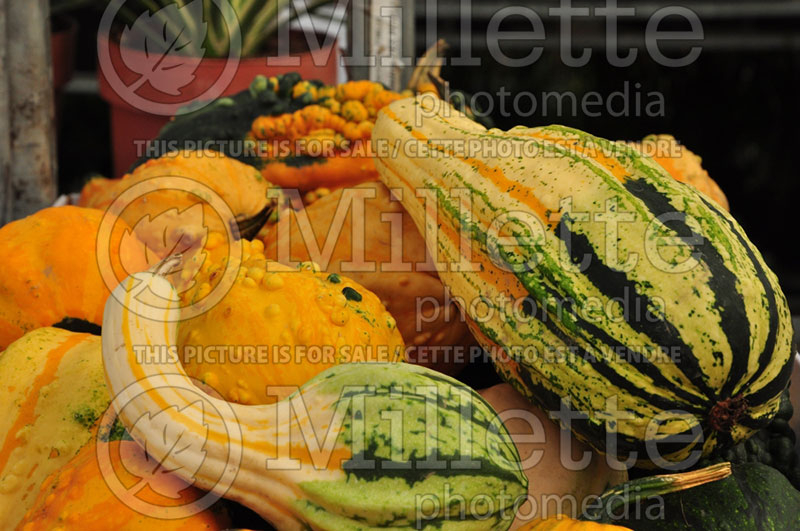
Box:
[18,438,231,531]
[78,150,277,243]
[518,518,630,530]
[177,239,405,404]
[0,207,143,349]
[260,181,477,376]
[260,151,378,191]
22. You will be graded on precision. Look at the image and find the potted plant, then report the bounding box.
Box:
[94,0,339,176]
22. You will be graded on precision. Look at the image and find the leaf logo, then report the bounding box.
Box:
[124,401,209,499]
[119,0,208,95]
[97,176,243,320]
[120,203,209,292]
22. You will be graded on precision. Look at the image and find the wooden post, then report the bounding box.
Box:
[0,0,12,222]
[0,0,57,223]
[346,0,415,90]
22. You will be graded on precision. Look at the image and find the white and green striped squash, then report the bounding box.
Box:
[101,262,527,530]
[371,96,794,467]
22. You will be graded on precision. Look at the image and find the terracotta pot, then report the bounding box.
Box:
[98,33,340,177]
[50,15,78,126]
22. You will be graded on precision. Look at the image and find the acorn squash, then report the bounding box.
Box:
[517,462,731,529]
[611,462,800,530]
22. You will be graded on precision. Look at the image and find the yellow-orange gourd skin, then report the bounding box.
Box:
[250,78,416,192]
[261,181,478,376]
[77,150,277,275]
[0,328,109,529]
[18,439,231,531]
[178,240,405,404]
[517,518,631,531]
[0,206,142,349]
[78,149,270,218]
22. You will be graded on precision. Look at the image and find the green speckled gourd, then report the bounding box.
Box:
[102,263,527,530]
[372,96,794,467]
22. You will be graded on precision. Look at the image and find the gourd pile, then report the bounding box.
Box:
[247,79,411,191]
[0,70,798,531]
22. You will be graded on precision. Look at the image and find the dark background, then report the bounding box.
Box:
[57,0,800,312]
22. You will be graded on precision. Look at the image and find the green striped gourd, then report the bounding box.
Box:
[101,261,527,530]
[371,95,794,467]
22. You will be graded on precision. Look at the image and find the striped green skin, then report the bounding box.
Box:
[289,362,528,529]
[372,96,794,467]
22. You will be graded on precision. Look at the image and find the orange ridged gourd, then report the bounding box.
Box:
[250,79,415,192]
[0,207,143,349]
[78,150,276,243]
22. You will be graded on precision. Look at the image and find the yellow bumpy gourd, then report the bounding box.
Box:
[178,239,405,404]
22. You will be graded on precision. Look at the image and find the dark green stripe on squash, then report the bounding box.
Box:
[622,178,751,400]
[556,217,717,402]
[697,192,786,398]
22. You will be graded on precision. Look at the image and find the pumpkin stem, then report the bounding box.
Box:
[406,39,448,93]
[235,201,275,240]
[709,395,748,432]
[584,462,732,521]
